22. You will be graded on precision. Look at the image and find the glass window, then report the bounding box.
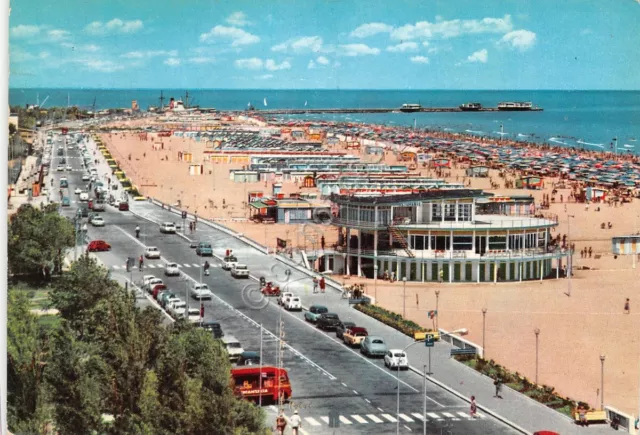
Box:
[444,203,456,221]
[434,236,450,250]
[453,236,473,250]
[458,203,472,221]
[488,236,506,250]
[410,235,425,250]
[431,203,442,221]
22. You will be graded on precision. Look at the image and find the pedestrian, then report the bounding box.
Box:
[275,413,287,435]
[438,269,444,283]
[319,276,326,293]
[313,277,319,293]
[494,377,503,399]
[470,396,478,418]
[588,247,593,258]
[624,298,630,314]
[321,235,325,251]
[289,410,302,435]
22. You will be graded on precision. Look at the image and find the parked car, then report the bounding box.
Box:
[143,278,163,293]
[164,262,180,276]
[190,283,213,300]
[168,300,187,319]
[336,321,356,340]
[317,313,341,330]
[199,321,224,338]
[186,308,201,323]
[162,295,181,310]
[150,284,167,298]
[230,264,250,278]
[278,292,294,306]
[222,255,238,270]
[384,349,409,370]
[343,327,369,347]
[237,351,261,366]
[304,305,329,323]
[196,242,213,256]
[87,240,110,252]
[222,336,244,361]
[118,202,129,211]
[361,336,387,358]
[160,222,177,234]
[90,216,105,227]
[142,275,157,287]
[82,173,90,181]
[61,197,71,207]
[144,247,161,259]
[284,296,302,311]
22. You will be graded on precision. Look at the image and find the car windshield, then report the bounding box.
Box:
[167,263,177,268]
[148,248,158,252]
[188,309,200,315]
[174,302,186,308]
[317,307,328,314]
[227,343,242,348]
[291,298,300,302]
[201,243,211,248]
[226,256,237,262]
[195,285,209,291]
[355,332,367,337]
[325,314,338,319]
[394,353,406,358]
[372,339,384,344]
[236,265,247,270]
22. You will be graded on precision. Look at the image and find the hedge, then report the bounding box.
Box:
[354,304,435,338]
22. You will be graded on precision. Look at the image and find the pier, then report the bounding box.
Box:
[237,107,543,115]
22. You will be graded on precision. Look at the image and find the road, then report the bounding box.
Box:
[46,131,518,435]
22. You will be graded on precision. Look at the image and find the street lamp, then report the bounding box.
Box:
[395,328,469,435]
[600,355,605,410]
[534,328,540,385]
[402,277,407,318]
[435,289,441,331]
[481,308,487,359]
[566,215,575,297]
[373,264,378,305]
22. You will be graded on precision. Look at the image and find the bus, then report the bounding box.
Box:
[230,366,292,404]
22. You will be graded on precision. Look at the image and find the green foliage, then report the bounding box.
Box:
[8,204,74,276]
[9,122,17,135]
[354,303,431,337]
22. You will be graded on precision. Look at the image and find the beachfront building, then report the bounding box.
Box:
[324,190,569,283]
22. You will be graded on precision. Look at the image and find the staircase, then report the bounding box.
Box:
[387,224,415,258]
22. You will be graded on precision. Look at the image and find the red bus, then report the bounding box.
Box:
[61,127,69,135]
[230,366,292,403]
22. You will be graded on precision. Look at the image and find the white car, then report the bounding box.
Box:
[56,165,65,171]
[284,296,302,311]
[142,275,157,287]
[159,222,177,234]
[222,336,244,361]
[164,262,180,276]
[384,349,409,370]
[168,301,187,319]
[79,192,89,201]
[91,216,105,227]
[222,256,238,271]
[186,308,201,323]
[144,247,161,259]
[74,187,82,195]
[230,264,250,278]
[143,278,163,293]
[278,292,294,306]
[66,165,73,171]
[190,283,213,300]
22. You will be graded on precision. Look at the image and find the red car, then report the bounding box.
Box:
[118,202,129,211]
[152,284,167,299]
[88,200,93,210]
[87,240,111,252]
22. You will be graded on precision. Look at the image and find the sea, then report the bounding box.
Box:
[9,89,640,153]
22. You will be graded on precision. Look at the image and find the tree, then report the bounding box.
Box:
[9,122,17,135]
[8,204,74,276]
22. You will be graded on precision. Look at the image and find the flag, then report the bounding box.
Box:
[428,310,438,319]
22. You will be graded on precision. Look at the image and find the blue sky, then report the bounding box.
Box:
[8,0,640,89]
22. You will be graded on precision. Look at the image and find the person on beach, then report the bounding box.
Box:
[470,396,478,418]
[589,247,593,258]
[624,298,630,314]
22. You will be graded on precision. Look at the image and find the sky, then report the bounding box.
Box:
[8,0,640,90]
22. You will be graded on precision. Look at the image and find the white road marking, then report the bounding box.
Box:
[377,407,384,412]
[338,415,352,425]
[192,263,200,267]
[404,425,412,432]
[341,382,347,387]
[398,413,414,422]
[411,413,425,421]
[148,264,155,268]
[476,411,485,418]
[381,414,397,423]
[366,414,383,423]
[113,265,121,270]
[319,416,329,424]
[350,415,368,424]
[427,412,440,419]
[182,264,191,268]
[304,417,321,426]
[352,390,358,395]
[364,399,371,404]
[457,411,471,419]
[442,412,458,420]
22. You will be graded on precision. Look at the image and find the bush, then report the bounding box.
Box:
[354,304,434,337]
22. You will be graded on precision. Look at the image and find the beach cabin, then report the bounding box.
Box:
[248,191,264,203]
[612,236,640,255]
[276,199,313,223]
[249,199,277,221]
[466,166,489,178]
[272,182,283,199]
[178,152,193,162]
[231,170,259,183]
[586,186,607,202]
[516,176,544,190]
[189,164,204,176]
[364,145,385,155]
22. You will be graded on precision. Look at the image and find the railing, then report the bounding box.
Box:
[395,217,556,230]
[331,246,570,260]
[330,217,385,229]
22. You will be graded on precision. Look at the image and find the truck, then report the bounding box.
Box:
[230,366,292,404]
[343,327,369,347]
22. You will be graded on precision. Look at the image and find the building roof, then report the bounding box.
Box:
[330,189,491,205]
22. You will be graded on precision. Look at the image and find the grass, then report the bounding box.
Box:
[29,289,51,310]
[37,314,61,330]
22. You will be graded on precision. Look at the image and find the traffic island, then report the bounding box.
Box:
[353,303,439,340]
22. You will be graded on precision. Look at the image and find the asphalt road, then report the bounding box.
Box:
[46,132,518,435]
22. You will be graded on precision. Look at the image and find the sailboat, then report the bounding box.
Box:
[263,98,268,107]
[304,101,308,107]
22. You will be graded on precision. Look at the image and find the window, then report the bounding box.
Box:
[453,236,473,251]
[444,203,456,221]
[410,235,426,250]
[431,203,442,221]
[458,203,472,221]
[488,236,506,250]
[434,236,450,250]
[538,231,547,247]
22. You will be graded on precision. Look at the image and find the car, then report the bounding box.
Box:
[90,216,105,227]
[284,296,302,311]
[74,187,82,194]
[142,275,157,287]
[196,242,213,256]
[144,247,161,259]
[61,197,71,207]
[92,201,105,212]
[59,177,68,188]
[230,264,250,278]
[168,300,187,319]
[360,336,387,358]
[278,292,294,306]
[343,327,369,347]
[190,283,213,300]
[56,165,65,171]
[79,192,89,202]
[199,321,224,338]
[66,165,72,171]
[190,240,199,248]
[304,305,328,323]
[164,262,180,276]
[237,351,261,366]
[150,284,167,299]
[316,313,341,330]
[335,321,356,340]
[222,336,244,361]
[159,222,176,234]
[162,295,180,309]
[87,240,110,252]
[154,289,170,302]
[118,202,129,211]
[384,350,409,370]
[222,255,238,270]
[143,278,163,293]
[87,213,100,224]
[186,308,201,323]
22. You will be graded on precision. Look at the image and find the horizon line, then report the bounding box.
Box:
[8,87,640,92]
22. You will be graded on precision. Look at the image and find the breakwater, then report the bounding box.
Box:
[237,107,544,115]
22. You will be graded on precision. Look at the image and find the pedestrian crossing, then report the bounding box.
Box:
[267,406,485,426]
[112,263,219,270]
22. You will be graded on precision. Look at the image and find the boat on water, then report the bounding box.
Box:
[498,102,533,111]
[400,103,422,113]
[460,102,482,111]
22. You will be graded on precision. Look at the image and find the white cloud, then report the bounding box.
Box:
[386,42,419,53]
[272,36,323,54]
[187,57,215,64]
[121,50,178,58]
[85,18,143,35]
[200,25,260,46]
[47,29,71,41]
[350,22,393,38]
[410,55,429,64]
[164,58,181,66]
[498,30,536,51]
[10,49,50,62]
[265,59,291,71]
[308,60,316,69]
[391,14,513,41]
[422,41,430,47]
[235,57,263,70]
[256,74,274,80]
[226,12,250,26]
[85,60,125,72]
[338,44,380,57]
[467,48,488,63]
[61,43,100,52]
[10,24,42,38]
[83,44,100,52]
[316,56,329,65]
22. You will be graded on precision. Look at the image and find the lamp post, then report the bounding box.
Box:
[435,289,441,331]
[374,264,378,305]
[482,308,487,359]
[600,355,605,410]
[402,277,407,318]
[534,328,540,385]
[395,328,469,435]
[566,214,575,297]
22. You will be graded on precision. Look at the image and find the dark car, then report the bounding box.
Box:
[199,321,224,338]
[87,240,111,252]
[317,313,341,331]
[236,351,261,366]
[336,321,356,340]
[118,201,129,211]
